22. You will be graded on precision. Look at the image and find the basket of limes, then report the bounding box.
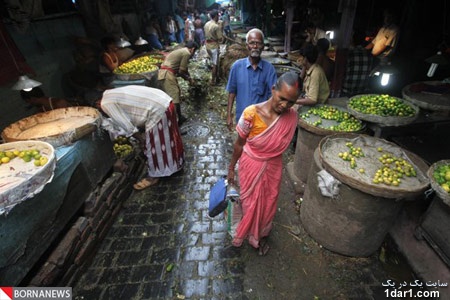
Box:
[114,55,161,80]
[113,136,135,161]
[298,104,365,134]
[348,94,419,126]
[427,159,450,205]
[0,140,56,214]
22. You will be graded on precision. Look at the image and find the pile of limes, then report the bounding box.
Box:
[113,136,133,158]
[300,105,363,131]
[372,148,417,186]
[338,142,365,169]
[337,143,417,186]
[0,149,49,167]
[114,55,161,74]
[432,164,450,193]
[349,94,416,117]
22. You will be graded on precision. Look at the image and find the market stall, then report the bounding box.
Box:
[0,107,118,285]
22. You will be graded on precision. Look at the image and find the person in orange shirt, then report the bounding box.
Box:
[365,9,399,63]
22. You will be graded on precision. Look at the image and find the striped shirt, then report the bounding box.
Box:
[100,85,171,135]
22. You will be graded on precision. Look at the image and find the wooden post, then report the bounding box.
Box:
[265,0,272,37]
[283,0,295,52]
[330,0,357,98]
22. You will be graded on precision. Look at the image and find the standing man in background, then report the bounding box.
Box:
[204,9,223,85]
[157,40,197,125]
[342,30,374,96]
[174,10,185,43]
[226,28,277,131]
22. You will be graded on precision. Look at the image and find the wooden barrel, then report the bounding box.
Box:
[294,126,325,183]
[300,133,430,257]
[300,148,404,257]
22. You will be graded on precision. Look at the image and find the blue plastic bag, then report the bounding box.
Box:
[208,177,228,217]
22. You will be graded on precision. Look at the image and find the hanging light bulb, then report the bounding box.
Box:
[425,51,448,77]
[326,30,334,40]
[380,73,390,86]
[117,37,131,48]
[134,36,148,45]
[12,75,42,91]
[373,61,396,87]
[427,62,438,77]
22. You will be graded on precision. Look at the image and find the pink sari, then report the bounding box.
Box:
[233,108,298,248]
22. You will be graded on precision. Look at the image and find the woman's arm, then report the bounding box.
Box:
[227,134,246,186]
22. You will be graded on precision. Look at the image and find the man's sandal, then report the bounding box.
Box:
[133,178,159,190]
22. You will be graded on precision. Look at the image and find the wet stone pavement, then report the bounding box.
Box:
[73,80,403,299]
[73,95,247,299]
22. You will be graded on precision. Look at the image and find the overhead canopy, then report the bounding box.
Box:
[215,0,231,6]
[206,2,221,10]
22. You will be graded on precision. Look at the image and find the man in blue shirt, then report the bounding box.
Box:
[226,28,277,130]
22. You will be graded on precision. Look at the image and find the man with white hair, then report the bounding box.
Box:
[226,28,277,131]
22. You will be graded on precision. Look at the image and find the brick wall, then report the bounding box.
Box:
[24,154,146,287]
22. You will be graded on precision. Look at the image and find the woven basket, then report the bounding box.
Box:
[348,94,420,126]
[0,140,56,214]
[267,36,284,42]
[265,57,290,65]
[287,51,301,62]
[114,69,158,81]
[261,51,278,58]
[427,159,450,206]
[318,133,429,199]
[1,106,101,148]
[298,105,365,135]
[402,81,450,111]
[274,65,301,77]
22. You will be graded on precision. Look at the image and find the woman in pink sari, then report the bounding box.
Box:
[227,72,300,255]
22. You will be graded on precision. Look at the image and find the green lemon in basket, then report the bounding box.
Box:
[33,154,41,160]
[34,159,42,167]
[441,183,450,193]
[445,171,450,181]
[5,151,14,158]
[40,156,48,166]
[22,155,32,163]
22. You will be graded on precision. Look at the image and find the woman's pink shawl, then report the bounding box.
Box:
[233,108,297,248]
